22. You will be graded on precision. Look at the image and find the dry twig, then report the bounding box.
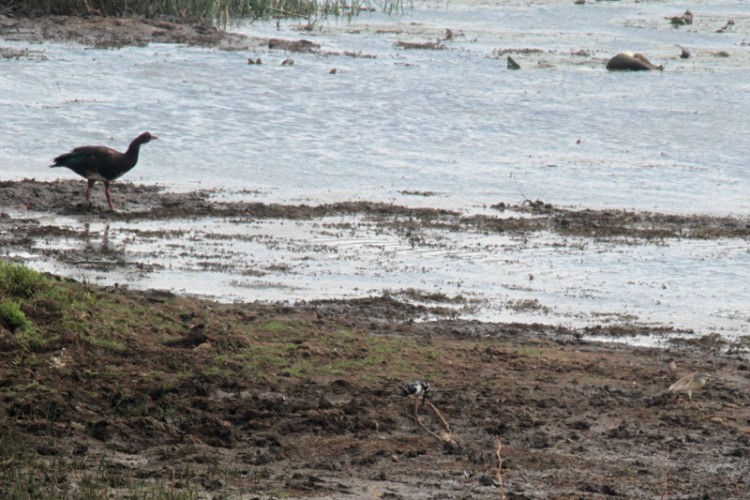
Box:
[658,450,671,500]
[495,438,507,500]
[412,398,455,444]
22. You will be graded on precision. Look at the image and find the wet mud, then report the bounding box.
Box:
[1,179,749,498]
[0,282,749,499]
[3,179,749,239]
[0,14,264,49]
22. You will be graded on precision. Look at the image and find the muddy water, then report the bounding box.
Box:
[2,1,750,341]
[14,210,750,342]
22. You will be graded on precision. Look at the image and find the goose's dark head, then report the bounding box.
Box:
[135,132,158,144]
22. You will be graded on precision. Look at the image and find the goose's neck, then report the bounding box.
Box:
[125,139,145,159]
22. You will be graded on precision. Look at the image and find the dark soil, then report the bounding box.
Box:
[1,284,749,499]
[0,14,332,53]
[3,179,749,239]
[1,179,749,499]
[0,14,263,49]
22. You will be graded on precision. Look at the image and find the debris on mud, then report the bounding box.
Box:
[268,38,320,53]
[395,40,444,50]
[0,45,47,60]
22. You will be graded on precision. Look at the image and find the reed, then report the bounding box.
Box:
[0,0,407,20]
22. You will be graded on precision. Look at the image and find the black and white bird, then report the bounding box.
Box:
[402,381,430,403]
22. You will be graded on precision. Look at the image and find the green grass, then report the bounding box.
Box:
[213,353,231,364]
[0,263,48,345]
[0,299,33,333]
[200,365,224,379]
[261,320,291,334]
[0,260,458,497]
[85,334,127,352]
[1,381,58,413]
[237,326,425,383]
[516,346,545,358]
[0,261,46,298]
[0,428,203,499]
[0,260,187,355]
[0,260,137,352]
[0,261,435,384]
[0,261,52,345]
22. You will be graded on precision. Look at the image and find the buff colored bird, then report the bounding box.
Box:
[669,373,709,401]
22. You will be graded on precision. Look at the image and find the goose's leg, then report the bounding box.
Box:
[104,181,115,211]
[85,179,96,205]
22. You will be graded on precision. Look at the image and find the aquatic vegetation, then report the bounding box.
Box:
[1,0,407,21]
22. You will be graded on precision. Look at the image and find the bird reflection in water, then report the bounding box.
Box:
[82,223,112,254]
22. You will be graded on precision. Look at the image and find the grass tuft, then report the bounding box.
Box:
[0,260,46,299]
[0,299,33,333]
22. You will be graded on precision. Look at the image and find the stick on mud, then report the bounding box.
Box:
[495,438,507,500]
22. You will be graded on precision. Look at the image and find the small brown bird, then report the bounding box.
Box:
[669,373,709,401]
[50,132,158,211]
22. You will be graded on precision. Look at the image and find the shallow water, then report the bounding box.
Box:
[13,211,750,342]
[3,1,750,213]
[2,1,750,340]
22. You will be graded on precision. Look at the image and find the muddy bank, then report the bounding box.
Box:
[2,178,749,340]
[0,277,748,499]
[1,184,749,497]
[3,179,749,240]
[0,14,264,49]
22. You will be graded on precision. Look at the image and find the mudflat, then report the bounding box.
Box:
[1,179,749,498]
